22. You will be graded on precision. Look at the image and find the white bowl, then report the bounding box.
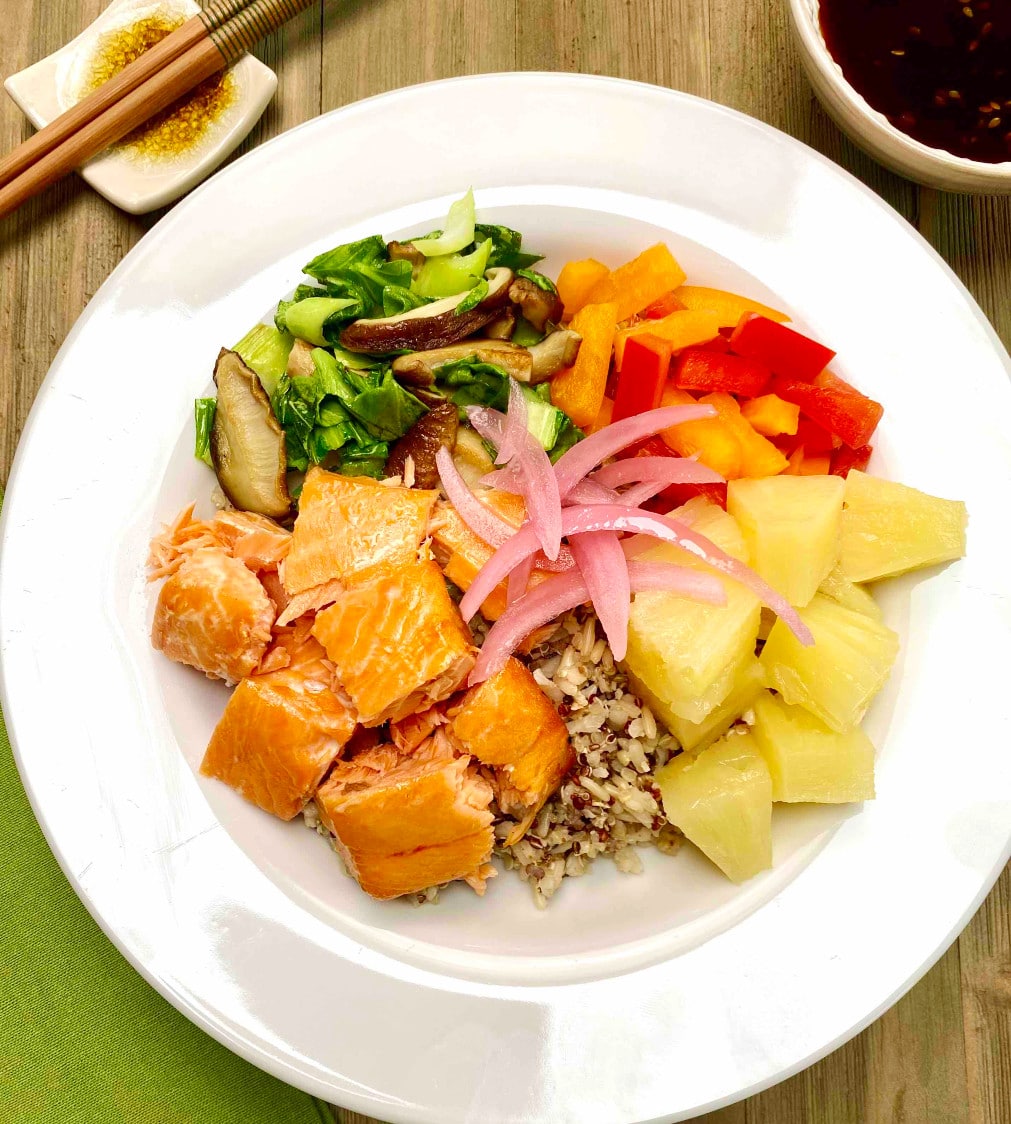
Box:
[5,0,277,214]
[788,0,1011,194]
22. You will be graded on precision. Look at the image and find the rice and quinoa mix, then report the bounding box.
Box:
[304,607,686,908]
[497,609,683,907]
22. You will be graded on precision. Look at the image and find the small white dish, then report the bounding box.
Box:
[4,0,277,214]
[789,0,1011,194]
[2,74,1011,1123]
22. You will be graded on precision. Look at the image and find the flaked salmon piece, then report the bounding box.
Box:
[148,506,290,581]
[343,723,383,757]
[429,498,547,620]
[315,733,494,899]
[259,569,289,616]
[337,835,496,901]
[390,705,446,754]
[201,665,358,820]
[211,509,291,570]
[447,657,574,844]
[311,559,475,726]
[151,547,275,682]
[274,578,345,627]
[284,467,437,595]
[257,625,335,681]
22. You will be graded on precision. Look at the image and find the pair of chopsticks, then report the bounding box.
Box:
[0,0,315,220]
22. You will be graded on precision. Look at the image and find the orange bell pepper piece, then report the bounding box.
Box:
[740,393,800,437]
[549,302,618,428]
[585,244,687,323]
[587,396,614,434]
[641,291,687,318]
[799,452,832,475]
[659,386,743,479]
[673,285,789,328]
[556,258,610,319]
[783,447,805,475]
[699,392,789,478]
[614,309,720,368]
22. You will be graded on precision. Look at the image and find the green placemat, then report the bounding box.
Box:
[0,505,332,1124]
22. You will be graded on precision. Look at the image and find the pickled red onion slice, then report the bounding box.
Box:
[459,504,813,645]
[592,455,723,489]
[470,560,727,684]
[569,532,631,660]
[552,405,716,498]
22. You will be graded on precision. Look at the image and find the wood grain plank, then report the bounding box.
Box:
[516,0,711,93]
[321,0,517,111]
[249,0,323,143]
[917,189,1011,350]
[961,865,1011,1124]
[0,0,152,489]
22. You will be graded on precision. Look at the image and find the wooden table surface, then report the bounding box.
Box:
[1,2,1008,1121]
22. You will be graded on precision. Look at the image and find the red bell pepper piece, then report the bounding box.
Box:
[787,418,839,455]
[772,372,883,449]
[772,374,882,449]
[616,435,676,461]
[644,481,729,513]
[641,291,687,319]
[611,335,673,424]
[698,334,731,353]
[831,444,873,477]
[729,314,836,381]
[674,348,771,397]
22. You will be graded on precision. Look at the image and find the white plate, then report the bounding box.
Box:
[2,74,1010,1123]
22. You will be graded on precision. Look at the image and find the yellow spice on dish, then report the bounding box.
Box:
[81,13,235,160]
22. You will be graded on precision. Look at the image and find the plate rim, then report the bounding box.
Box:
[2,71,1010,1123]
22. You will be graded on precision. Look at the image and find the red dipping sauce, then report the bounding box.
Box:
[818,0,1011,163]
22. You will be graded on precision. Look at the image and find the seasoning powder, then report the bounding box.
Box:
[82,13,235,160]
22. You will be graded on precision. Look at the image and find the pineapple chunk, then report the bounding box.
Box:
[624,501,760,723]
[751,691,875,802]
[659,658,765,753]
[817,564,882,621]
[674,495,749,557]
[727,475,845,607]
[760,594,899,732]
[840,470,967,582]
[655,731,772,882]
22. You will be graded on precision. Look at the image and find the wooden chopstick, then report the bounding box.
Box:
[0,0,314,221]
[0,0,251,193]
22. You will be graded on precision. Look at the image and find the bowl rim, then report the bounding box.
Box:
[788,0,1011,179]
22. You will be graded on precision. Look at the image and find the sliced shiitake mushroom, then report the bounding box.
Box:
[387,240,426,278]
[507,276,564,333]
[340,267,513,354]
[484,306,517,340]
[385,400,459,489]
[286,337,316,378]
[392,338,532,384]
[528,328,583,382]
[210,348,291,519]
[452,426,495,489]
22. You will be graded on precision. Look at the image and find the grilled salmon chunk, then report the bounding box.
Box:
[311,559,475,725]
[315,733,494,899]
[151,547,275,682]
[429,495,546,620]
[448,657,574,844]
[284,467,437,594]
[201,664,358,820]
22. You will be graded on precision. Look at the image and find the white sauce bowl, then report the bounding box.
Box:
[788,0,1011,194]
